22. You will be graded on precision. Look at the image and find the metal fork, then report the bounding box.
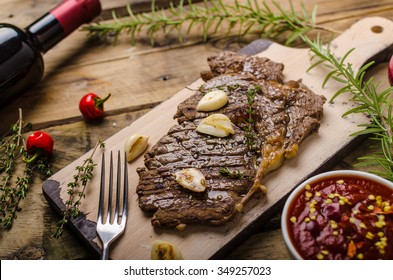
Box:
[96,150,128,260]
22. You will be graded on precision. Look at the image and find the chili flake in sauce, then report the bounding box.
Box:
[287,175,393,259]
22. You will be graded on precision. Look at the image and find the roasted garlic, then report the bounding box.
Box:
[196,90,228,111]
[151,240,183,260]
[124,134,149,162]
[174,168,206,192]
[196,113,235,137]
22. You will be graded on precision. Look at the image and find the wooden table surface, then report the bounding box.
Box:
[1,0,392,260]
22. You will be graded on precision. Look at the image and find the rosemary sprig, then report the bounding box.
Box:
[53,140,105,238]
[83,0,330,46]
[0,109,52,228]
[304,35,393,181]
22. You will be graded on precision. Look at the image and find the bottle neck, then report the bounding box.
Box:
[25,0,101,53]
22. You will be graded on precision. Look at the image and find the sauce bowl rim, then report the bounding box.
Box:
[281,170,393,260]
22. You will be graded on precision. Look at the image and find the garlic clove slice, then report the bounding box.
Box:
[196,113,235,137]
[196,90,228,112]
[174,168,206,192]
[151,240,183,260]
[124,134,149,162]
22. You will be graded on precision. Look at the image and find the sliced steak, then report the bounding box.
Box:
[284,81,326,148]
[137,52,326,229]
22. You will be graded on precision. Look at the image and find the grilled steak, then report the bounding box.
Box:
[200,51,285,83]
[136,52,326,229]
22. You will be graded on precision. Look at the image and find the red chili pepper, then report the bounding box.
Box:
[79,93,111,120]
[25,131,54,163]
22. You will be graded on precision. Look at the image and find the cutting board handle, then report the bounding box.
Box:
[240,17,393,72]
[330,17,393,71]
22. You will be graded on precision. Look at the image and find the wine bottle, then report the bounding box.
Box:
[0,0,102,107]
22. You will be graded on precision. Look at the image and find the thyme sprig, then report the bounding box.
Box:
[0,109,52,228]
[304,35,393,181]
[244,86,259,150]
[83,0,331,46]
[53,140,105,238]
[219,166,245,179]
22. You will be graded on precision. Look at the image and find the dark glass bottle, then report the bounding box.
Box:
[0,0,102,107]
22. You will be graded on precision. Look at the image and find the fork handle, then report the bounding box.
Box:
[101,244,109,260]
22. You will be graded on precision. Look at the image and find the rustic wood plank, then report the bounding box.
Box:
[226,217,291,260]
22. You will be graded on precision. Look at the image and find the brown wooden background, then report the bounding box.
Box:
[0,0,392,259]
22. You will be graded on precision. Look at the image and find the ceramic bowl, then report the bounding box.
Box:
[281,170,393,260]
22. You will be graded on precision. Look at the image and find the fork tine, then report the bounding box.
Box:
[122,152,128,223]
[106,151,114,224]
[97,153,105,224]
[114,150,121,223]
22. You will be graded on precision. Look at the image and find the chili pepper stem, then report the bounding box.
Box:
[23,152,41,164]
[95,93,111,108]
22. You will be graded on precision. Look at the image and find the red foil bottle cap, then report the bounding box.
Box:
[50,0,102,35]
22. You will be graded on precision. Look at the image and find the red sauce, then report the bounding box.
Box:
[287,175,393,260]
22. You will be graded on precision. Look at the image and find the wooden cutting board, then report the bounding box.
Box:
[43,17,393,260]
